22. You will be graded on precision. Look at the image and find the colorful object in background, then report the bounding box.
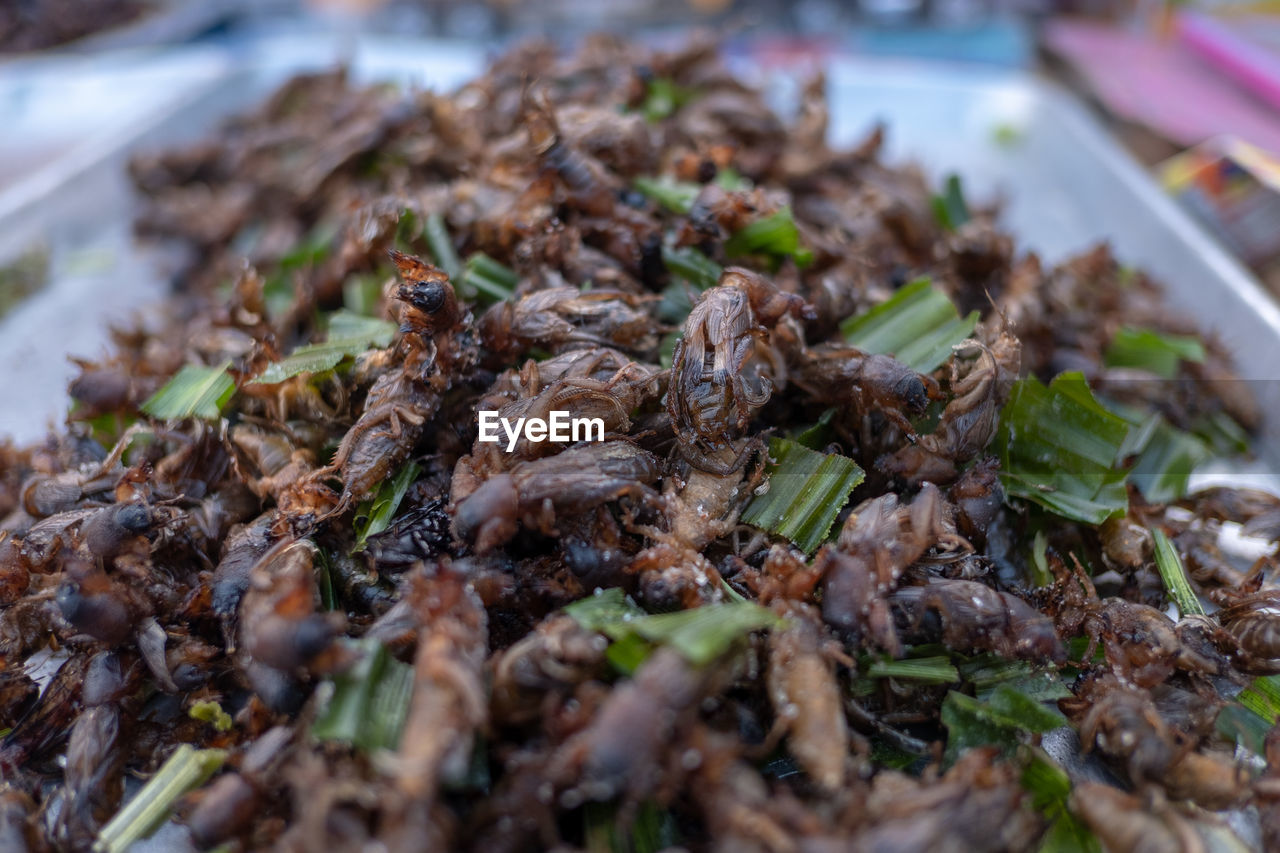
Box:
[1162,137,1280,269]
[1044,18,1280,154]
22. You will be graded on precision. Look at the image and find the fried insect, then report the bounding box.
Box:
[818,483,963,653]
[453,441,659,552]
[479,286,660,360]
[891,578,1065,663]
[327,251,471,511]
[668,267,809,455]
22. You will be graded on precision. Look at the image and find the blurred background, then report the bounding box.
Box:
[6,0,1280,287]
[4,0,1280,443]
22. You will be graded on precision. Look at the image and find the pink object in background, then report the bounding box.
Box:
[1045,19,1280,155]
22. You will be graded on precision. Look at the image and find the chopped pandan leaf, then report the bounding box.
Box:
[563,587,646,632]
[792,407,837,450]
[640,77,696,122]
[564,588,780,668]
[994,372,1130,525]
[424,212,462,281]
[626,603,781,667]
[714,167,750,190]
[941,684,1066,762]
[1216,701,1272,755]
[1103,325,1205,378]
[633,175,700,214]
[661,244,722,291]
[865,655,959,684]
[252,310,396,385]
[1192,410,1251,456]
[1021,749,1104,853]
[741,438,865,554]
[1119,413,1211,504]
[94,744,226,853]
[352,461,420,550]
[460,252,518,304]
[839,277,979,374]
[931,173,970,232]
[188,699,232,732]
[1151,529,1204,617]
[312,639,414,751]
[723,206,813,269]
[1239,674,1280,723]
[141,362,235,421]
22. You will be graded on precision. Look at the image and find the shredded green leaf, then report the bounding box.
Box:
[563,588,780,669]
[633,175,700,214]
[639,77,696,122]
[1126,417,1211,504]
[662,244,722,291]
[141,362,236,421]
[1217,699,1273,755]
[94,744,226,853]
[353,461,420,550]
[931,174,970,232]
[1021,749,1103,853]
[941,685,1066,762]
[1239,674,1280,723]
[1151,529,1204,617]
[460,252,518,304]
[792,407,837,451]
[188,699,233,732]
[994,372,1130,525]
[724,206,813,269]
[1103,326,1205,378]
[714,167,750,190]
[425,212,463,281]
[253,311,396,385]
[865,655,959,684]
[312,639,414,751]
[839,277,979,374]
[741,438,866,553]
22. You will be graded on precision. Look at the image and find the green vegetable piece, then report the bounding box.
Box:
[931,173,970,231]
[1103,325,1205,379]
[353,460,421,550]
[661,244,722,291]
[425,212,463,281]
[312,639,414,751]
[994,372,1130,525]
[865,655,959,684]
[633,175,700,214]
[188,699,233,732]
[252,310,396,385]
[839,277,979,374]
[741,437,866,554]
[460,252,518,304]
[640,77,696,122]
[1151,529,1205,617]
[94,744,226,853]
[723,206,813,268]
[141,362,235,421]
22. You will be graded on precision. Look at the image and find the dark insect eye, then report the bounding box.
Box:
[412,281,447,313]
[895,376,928,412]
[116,503,151,533]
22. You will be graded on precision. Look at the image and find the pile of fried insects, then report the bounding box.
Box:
[4,35,1280,853]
